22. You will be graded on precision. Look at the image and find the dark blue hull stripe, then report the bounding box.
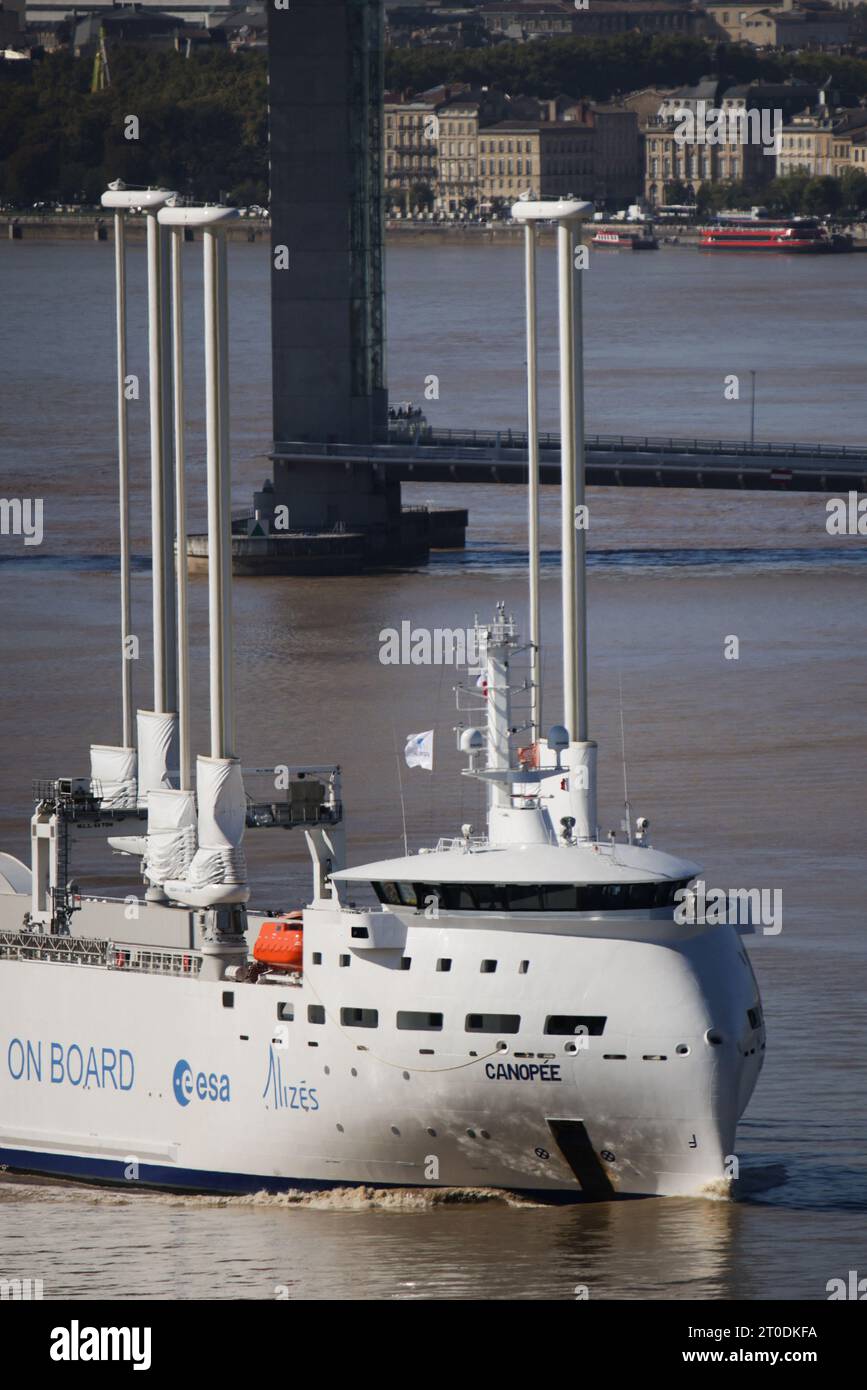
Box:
[0,1146,598,1203]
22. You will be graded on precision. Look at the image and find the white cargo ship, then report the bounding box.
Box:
[0,195,764,1200]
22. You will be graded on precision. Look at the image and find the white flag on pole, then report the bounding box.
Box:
[404,730,434,771]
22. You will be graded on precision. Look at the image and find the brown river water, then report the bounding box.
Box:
[0,238,864,1299]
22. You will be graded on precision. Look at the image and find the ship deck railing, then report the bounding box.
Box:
[107,944,203,977]
[0,929,203,978]
[433,835,491,853]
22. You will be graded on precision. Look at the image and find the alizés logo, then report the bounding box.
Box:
[172,1058,231,1107]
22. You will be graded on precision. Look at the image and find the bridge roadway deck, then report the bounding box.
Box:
[272,431,866,493]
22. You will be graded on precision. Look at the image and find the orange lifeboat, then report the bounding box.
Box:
[253,912,303,972]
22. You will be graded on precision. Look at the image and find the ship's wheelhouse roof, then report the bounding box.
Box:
[332,841,700,887]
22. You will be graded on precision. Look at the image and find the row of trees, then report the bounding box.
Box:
[0,49,268,207]
[675,169,867,217]
[386,32,867,104]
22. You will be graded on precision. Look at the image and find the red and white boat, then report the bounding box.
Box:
[699,216,834,253]
[592,228,658,250]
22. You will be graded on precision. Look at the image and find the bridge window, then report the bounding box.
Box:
[437,958,452,972]
[372,879,690,913]
[545,1015,607,1036]
[480,959,497,974]
[466,1013,520,1034]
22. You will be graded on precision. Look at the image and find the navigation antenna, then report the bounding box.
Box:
[618,669,633,845]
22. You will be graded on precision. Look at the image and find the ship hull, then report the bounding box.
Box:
[0,906,765,1201]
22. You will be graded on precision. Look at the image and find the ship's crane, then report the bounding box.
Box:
[90,27,111,93]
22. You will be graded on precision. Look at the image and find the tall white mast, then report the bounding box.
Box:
[160,205,248,912]
[169,224,191,791]
[161,203,239,742]
[144,195,177,715]
[523,221,542,744]
[102,185,134,748]
[511,198,596,840]
[215,226,235,757]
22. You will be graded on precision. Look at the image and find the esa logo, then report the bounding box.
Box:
[172,1058,231,1107]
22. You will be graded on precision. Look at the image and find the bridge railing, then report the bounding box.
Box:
[389,426,866,462]
[273,431,866,465]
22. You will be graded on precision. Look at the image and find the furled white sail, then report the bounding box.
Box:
[89,744,137,809]
[136,709,178,809]
[144,788,197,886]
[164,756,249,907]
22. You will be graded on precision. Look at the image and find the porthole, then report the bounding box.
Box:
[336,1123,344,1133]
[350,1067,358,1077]
[391,1125,400,1136]
[705,1029,724,1047]
[480,1129,491,1140]
[426,1127,437,1138]
[675,1044,689,1056]
[466,1128,476,1139]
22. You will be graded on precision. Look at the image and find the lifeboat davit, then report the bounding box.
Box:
[253,912,303,972]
